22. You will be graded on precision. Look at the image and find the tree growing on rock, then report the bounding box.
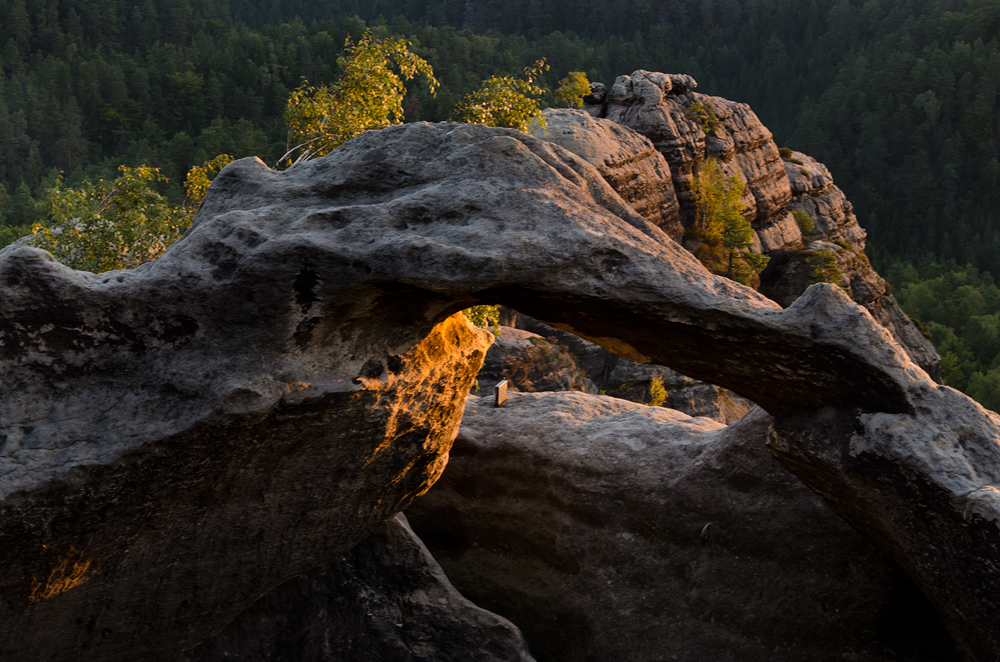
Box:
[452,58,549,132]
[688,158,768,287]
[554,71,591,108]
[31,155,233,273]
[281,31,438,166]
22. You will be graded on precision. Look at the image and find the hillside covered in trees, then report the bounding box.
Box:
[2,0,1000,396]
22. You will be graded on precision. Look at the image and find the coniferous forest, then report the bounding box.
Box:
[4,0,1000,401]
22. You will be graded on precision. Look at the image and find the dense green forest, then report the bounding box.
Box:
[885,257,1000,409]
[3,0,1000,400]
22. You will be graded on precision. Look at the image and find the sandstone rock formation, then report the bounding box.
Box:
[768,385,1000,662]
[570,72,939,379]
[762,150,941,377]
[601,70,792,234]
[187,513,534,662]
[536,108,682,239]
[407,392,958,661]
[2,118,998,660]
[513,313,750,423]
[474,327,596,397]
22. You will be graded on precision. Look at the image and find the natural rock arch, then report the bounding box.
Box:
[0,122,997,660]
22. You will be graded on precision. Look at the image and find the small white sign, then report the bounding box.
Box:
[495,379,508,407]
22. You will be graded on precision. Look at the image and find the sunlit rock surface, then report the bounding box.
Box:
[408,393,958,662]
[533,108,682,240]
[0,119,996,660]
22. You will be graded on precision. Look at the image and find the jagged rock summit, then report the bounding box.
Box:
[553,70,939,378]
[0,86,997,660]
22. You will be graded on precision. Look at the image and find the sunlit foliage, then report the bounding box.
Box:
[31,156,231,273]
[463,305,501,330]
[184,154,235,208]
[648,372,666,407]
[32,165,189,273]
[554,71,591,108]
[452,59,549,132]
[688,158,768,287]
[282,31,438,165]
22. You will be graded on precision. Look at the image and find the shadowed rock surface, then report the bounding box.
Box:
[513,313,750,423]
[187,513,534,662]
[474,327,596,397]
[768,388,1000,662]
[1,118,998,660]
[407,393,959,662]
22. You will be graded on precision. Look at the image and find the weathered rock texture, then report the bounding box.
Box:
[0,284,488,661]
[475,327,596,397]
[604,359,752,423]
[187,513,534,662]
[514,313,750,423]
[761,151,941,377]
[768,387,1000,662]
[535,109,682,240]
[570,73,940,379]
[1,119,997,660]
[515,314,615,386]
[601,71,792,234]
[407,393,958,662]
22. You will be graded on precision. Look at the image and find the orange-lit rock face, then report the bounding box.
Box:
[0,256,489,660]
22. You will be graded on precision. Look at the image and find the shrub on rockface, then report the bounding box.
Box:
[685,101,720,133]
[687,158,768,288]
[806,249,848,289]
[792,209,816,237]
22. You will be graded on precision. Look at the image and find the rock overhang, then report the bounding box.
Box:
[0,117,995,660]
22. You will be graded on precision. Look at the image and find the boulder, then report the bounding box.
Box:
[474,327,596,397]
[187,514,535,662]
[533,109,682,240]
[0,120,995,659]
[0,281,488,661]
[601,70,792,232]
[406,392,958,661]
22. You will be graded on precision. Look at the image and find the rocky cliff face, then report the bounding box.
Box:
[568,71,939,380]
[1,117,997,660]
[537,108,682,239]
[768,151,940,375]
